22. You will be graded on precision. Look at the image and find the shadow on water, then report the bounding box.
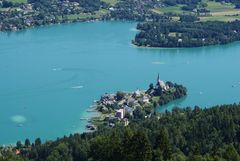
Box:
[156,96,187,113]
[134,41,240,57]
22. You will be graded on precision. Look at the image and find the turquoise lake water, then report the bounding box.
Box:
[0,21,240,144]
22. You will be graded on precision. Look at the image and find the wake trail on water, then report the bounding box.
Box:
[151,61,165,65]
[71,85,84,89]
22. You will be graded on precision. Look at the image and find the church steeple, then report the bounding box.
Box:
[156,73,161,87]
[157,73,160,82]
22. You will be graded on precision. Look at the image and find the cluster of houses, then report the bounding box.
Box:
[92,74,170,128]
[0,145,21,156]
[0,0,102,31]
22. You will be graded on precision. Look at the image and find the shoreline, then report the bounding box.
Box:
[2,19,240,50]
[131,40,240,50]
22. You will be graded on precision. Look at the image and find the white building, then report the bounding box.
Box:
[156,74,169,91]
[115,109,125,119]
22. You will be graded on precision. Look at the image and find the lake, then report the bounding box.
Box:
[0,21,240,144]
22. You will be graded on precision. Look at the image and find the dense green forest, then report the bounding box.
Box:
[133,20,240,48]
[1,103,240,161]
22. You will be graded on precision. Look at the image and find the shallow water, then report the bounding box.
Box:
[0,21,240,144]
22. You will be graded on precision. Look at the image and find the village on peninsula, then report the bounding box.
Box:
[86,74,187,130]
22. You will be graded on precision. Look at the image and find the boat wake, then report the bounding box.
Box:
[71,85,84,89]
[151,61,165,65]
[52,68,62,71]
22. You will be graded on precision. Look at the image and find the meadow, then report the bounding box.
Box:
[153,0,240,22]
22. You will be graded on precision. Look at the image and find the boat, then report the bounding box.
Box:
[80,117,88,120]
[86,124,97,130]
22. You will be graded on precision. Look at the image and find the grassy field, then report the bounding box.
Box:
[201,1,240,21]
[101,0,119,6]
[65,9,109,20]
[152,4,193,14]
[206,1,235,12]
[206,1,240,15]
[5,0,27,3]
[200,15,240,21]
[152,0,240,22]
[0,7,18,11]
[0,8,9,11]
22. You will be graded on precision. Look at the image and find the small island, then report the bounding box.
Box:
[87,74,187,130]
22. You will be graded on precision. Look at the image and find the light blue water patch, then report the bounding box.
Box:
[151,61,166,65]
[0,21,240,144]
[10,115,27,124]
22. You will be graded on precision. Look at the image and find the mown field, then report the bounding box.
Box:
[5,0,27,3]
[152,0,240,22]
[152,4,192,14]
[201,1,240,21]
[63,9,109,20]
[101,0,119,6]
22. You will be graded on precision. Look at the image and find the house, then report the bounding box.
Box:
[178,38,183,43]
[123,118,129,126]
[140,95,150,104]
[86,124,97,131]
[109,7,115,11]
[115,108,125,119]
[109,122,115,127]
[100,93,116,106]
[133,89,141,97]
[15,149,21,155]
[127,97,138,107]
[124,106,134,116]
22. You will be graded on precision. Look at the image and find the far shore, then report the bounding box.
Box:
[131,40,240,50]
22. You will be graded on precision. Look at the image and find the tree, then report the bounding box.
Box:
[123,130,152,161]
[16,141,22,149]
[223,145,240,161]
[116,91,125,101]
[25,139,31,147]
[155,128,172,160]
[133,106,145,119]
[35,138,41,147]
[89,135,110,161]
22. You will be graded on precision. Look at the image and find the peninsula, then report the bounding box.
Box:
[87,74,187,130]
[133,20,240,48]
